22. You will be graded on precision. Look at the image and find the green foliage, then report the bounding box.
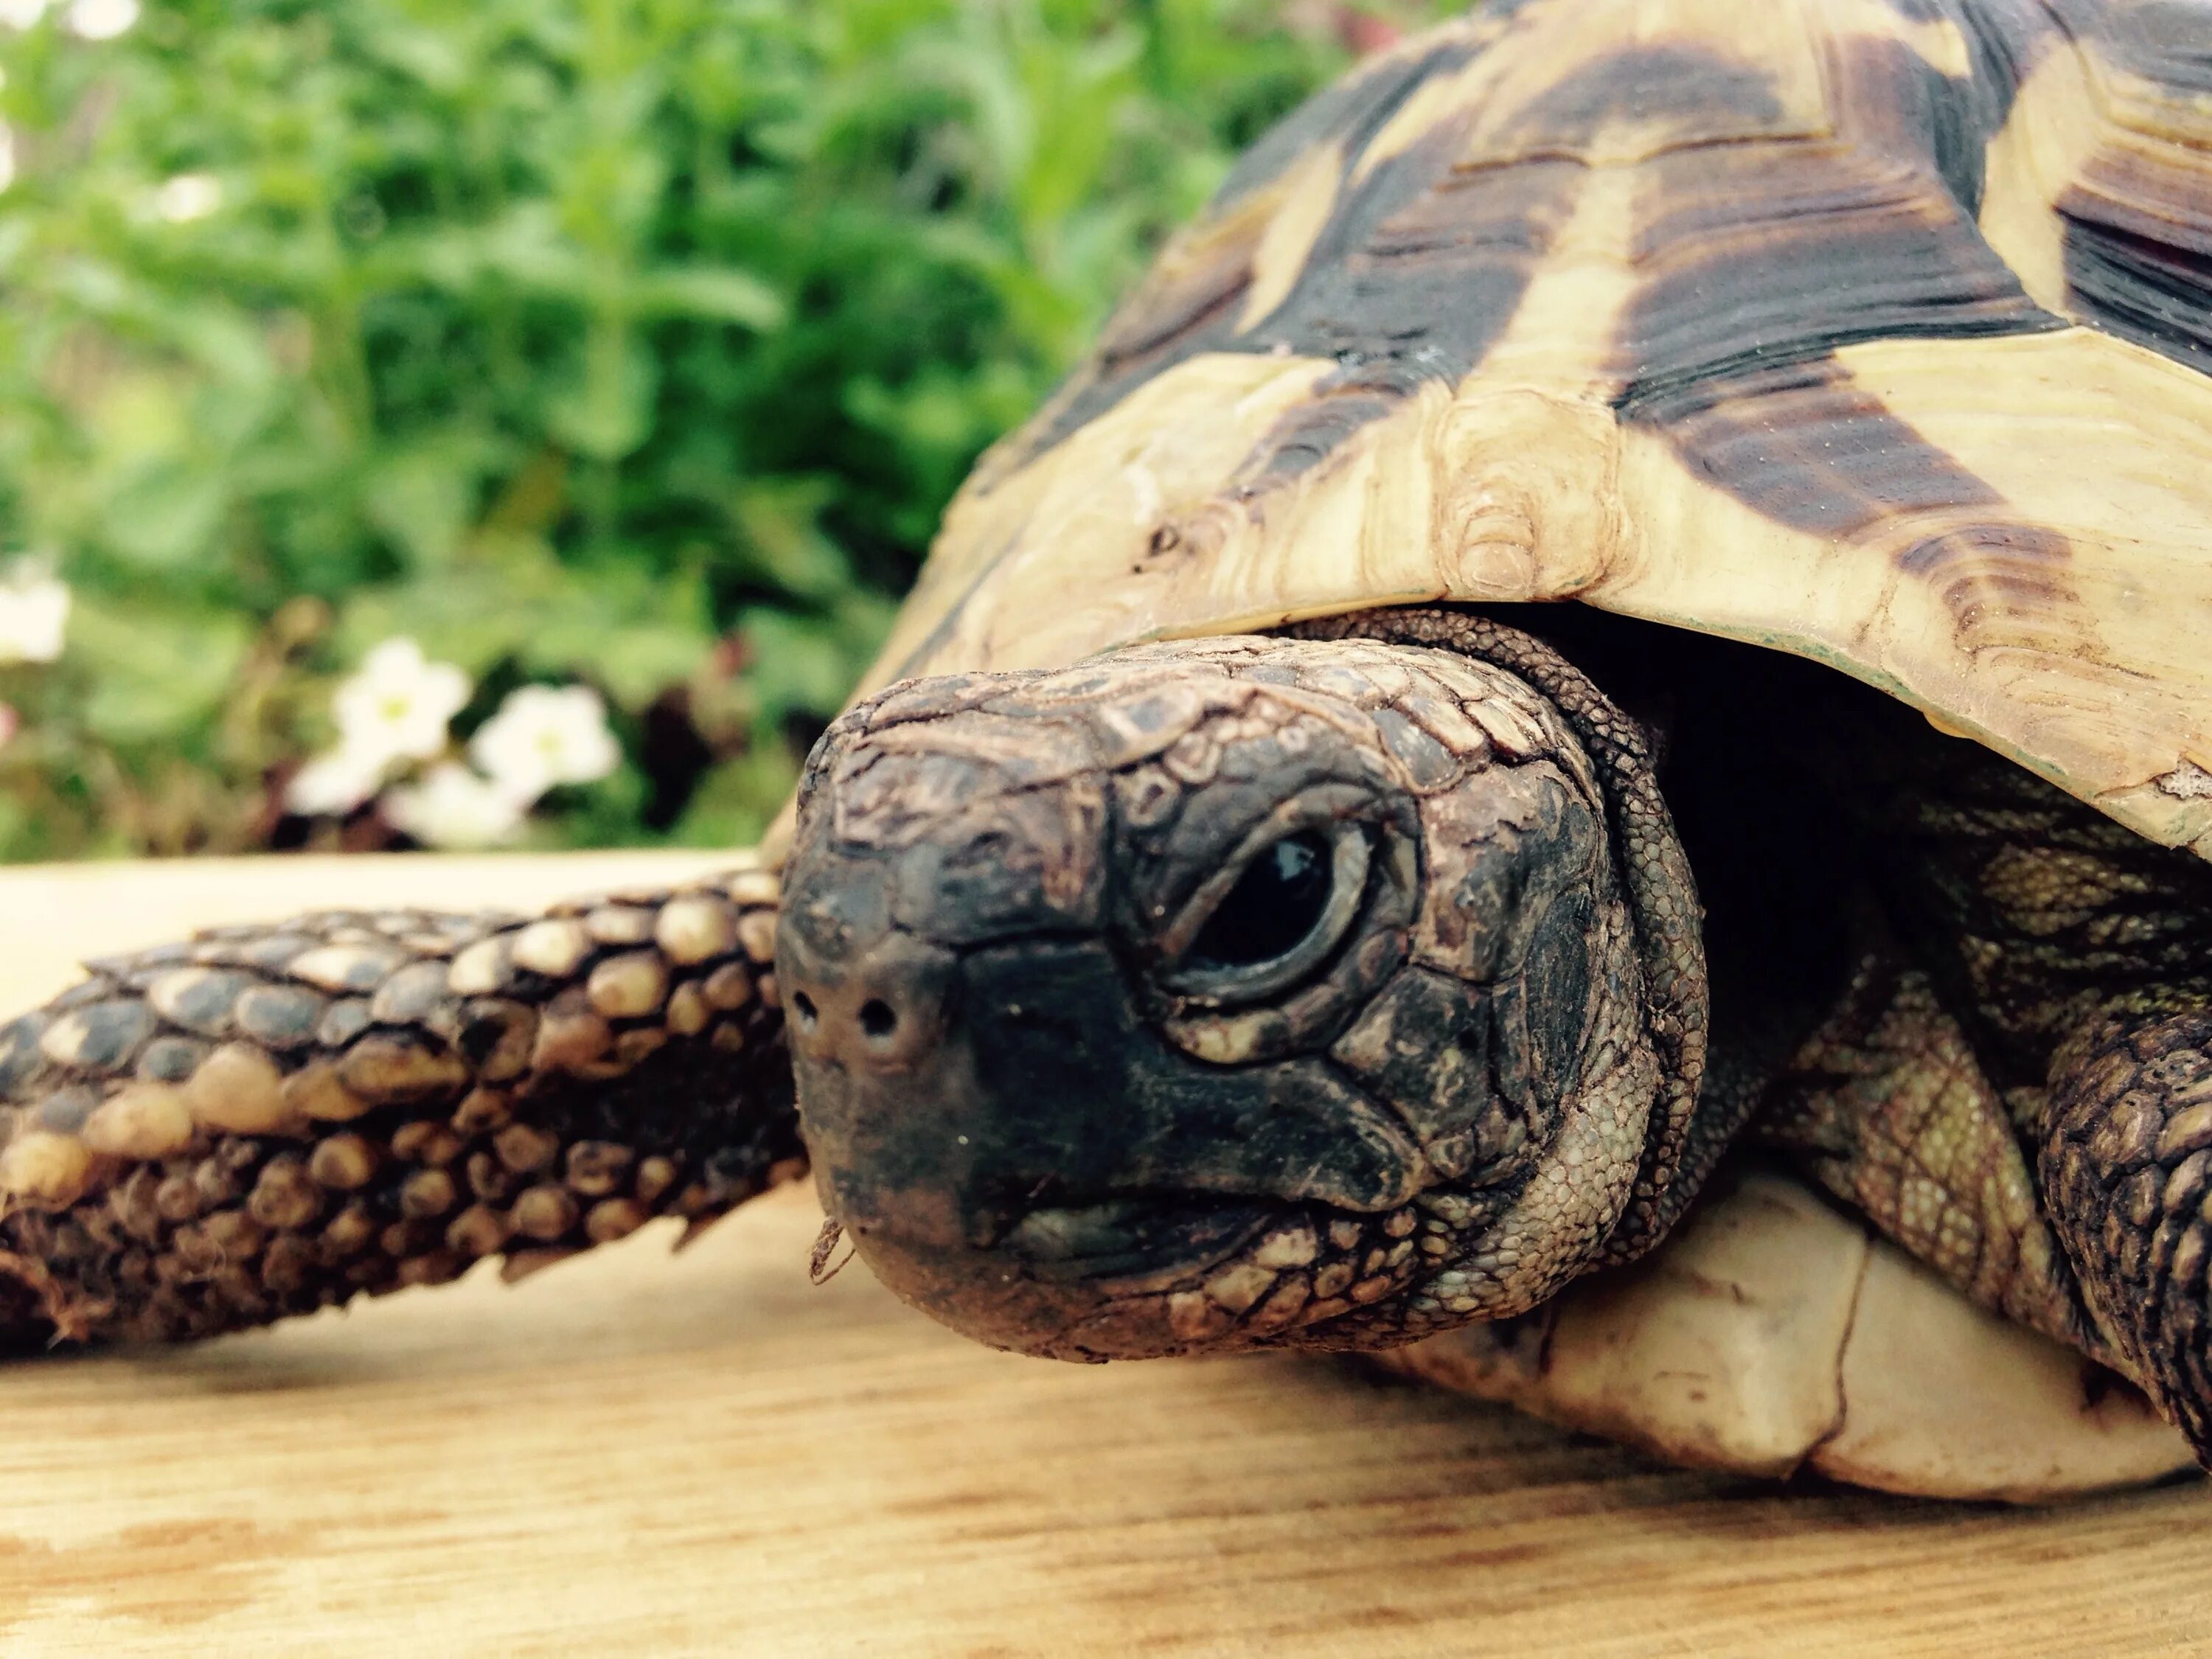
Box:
[0,0,1443,860]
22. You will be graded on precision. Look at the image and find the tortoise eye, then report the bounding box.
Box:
[1188,832,1332,969]
[1161,826,1371,1006]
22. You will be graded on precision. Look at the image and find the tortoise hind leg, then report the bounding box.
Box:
[2040,984,2212,1464]
[0,871,799,1347]
[1749,952,2098,1352]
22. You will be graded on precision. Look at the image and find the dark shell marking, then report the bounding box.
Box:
[990,4,2092,535]
[1001,28,1501,481]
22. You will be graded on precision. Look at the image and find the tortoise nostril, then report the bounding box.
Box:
[778,927,950,1066]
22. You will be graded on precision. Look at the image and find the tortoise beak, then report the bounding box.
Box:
[776,857,1306,1353]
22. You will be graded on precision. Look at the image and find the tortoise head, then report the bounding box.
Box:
[778,626,1704,1359]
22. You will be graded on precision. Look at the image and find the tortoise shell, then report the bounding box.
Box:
[856,0,2212,866]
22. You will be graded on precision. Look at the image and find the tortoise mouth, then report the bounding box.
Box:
[994,1192,1278,1287]
[835,1186,1427,1363]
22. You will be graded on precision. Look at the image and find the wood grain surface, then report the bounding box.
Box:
[1,853,2209,1658]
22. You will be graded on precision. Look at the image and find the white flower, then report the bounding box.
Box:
[156,173,221,223]
[0,569,69,664]
[381,762,527,849]
[284,742,390,818]
[0,127,15,196]
[0,1,49,29]
[64,0,136,38]
[469,683,621,805]
[331,638,470,767]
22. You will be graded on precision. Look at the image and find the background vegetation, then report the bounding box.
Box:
[0,0,1450,862]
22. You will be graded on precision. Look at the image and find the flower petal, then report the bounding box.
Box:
[382,763,526,849]
[0,576,71,665]
[285,745,389,817]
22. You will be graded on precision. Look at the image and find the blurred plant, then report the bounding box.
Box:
[0,0,1453,862]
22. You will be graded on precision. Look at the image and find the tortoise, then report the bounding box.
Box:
[4,0,2212,1503]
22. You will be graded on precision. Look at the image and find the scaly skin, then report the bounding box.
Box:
[1284,608,1724,1267]
[2042,988,2212,1453]
[780,619,1717,1360]
[1753,958,2096,1352]
[0,873,799,1346]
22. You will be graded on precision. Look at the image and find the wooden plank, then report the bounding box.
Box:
[0,853,2208,1657]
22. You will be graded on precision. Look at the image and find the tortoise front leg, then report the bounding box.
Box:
[0,870,799,1346]
[2041,984,2212,1464]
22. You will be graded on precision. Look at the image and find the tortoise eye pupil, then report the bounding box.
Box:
[1186,832,1335,972]
[1161,824,1374,1009]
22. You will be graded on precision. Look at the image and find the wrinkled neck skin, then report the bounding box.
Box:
[778,611,1713,1361]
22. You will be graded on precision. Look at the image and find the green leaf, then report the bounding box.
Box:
[547,330,658,462]
[100,465,232,573]
[69,597,251,746]
[630,265,787,329]
[364,442,481,569]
